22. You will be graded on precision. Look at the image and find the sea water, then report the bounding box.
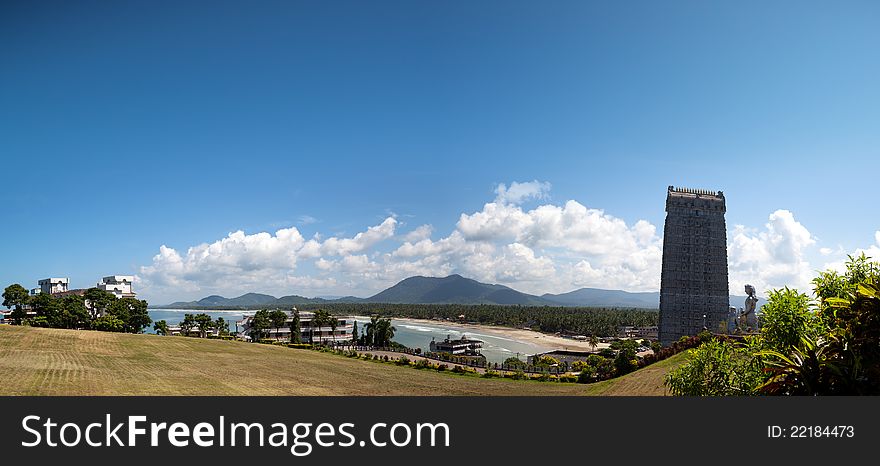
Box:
[147,310,552,363]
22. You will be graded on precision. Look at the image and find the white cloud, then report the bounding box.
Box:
[728,210,816,296]
[298,215,318,225]
[139,219,397,300]
[402,224,433,242]
[494,180,551,205]
[139,180,873,305]
[319,217,397,256]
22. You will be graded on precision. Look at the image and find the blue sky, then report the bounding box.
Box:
[2,1,878,304]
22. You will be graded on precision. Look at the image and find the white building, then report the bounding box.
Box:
[97,275,136,299]
[38,278,69,295]
[238,310,355,344]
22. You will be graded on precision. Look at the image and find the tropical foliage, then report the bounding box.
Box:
[2,285,150,333]
[296,302,657,337]
[665,254,880,396]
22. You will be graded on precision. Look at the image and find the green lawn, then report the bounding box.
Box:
[0,325,687,395]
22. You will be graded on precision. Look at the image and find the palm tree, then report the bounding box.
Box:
[375,317,396,347]
[365,315,380,347]
[589,334,600,352]
[328,316,339,346]
[311,309,331,345]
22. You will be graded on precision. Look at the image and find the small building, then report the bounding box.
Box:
[97,276,136,299]
[38,278,69,295]
[166,325,219,337]
[429,335,483,356]
[528,349,599,366]
[617,326,658,340]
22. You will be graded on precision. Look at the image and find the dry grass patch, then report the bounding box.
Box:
[0,326,686,396]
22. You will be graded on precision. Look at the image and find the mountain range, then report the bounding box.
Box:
[159,274,764,310]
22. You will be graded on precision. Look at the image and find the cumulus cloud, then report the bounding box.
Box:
[402,224,433,242]
[139,219,397,299]
[319,217,397,256]
[728,210,816,296]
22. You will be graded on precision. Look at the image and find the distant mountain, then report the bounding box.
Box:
[365,274,555,306]
[542,288,660,308]
[160,293,363,309]
[159,274,766,310]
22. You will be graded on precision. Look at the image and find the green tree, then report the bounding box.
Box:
[249,310,271,341]
[179,314,196,336]
[761,254,880,395]
[194,313,214,338]
[108,298,151,333]
[503,357,525,369]
[83,288,116,318]
[373,317,395,347]
[153,320,169,336]
[269,309,288,340]
[613,339,639,375]
[760,287,821,352]
[92,314,125,332]
[30,292,58,323]
[311,309,332,345]
[664,338,764,396]
[214,317,229,336]
[57,295,90,329]
[290,309,302,343]
[351,320,359,344]
[588,334,600,352]
[364,315,380,346]
[2,284,30,324]
[328,315,339,345]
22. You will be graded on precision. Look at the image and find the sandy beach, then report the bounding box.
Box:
[378,316,608,352]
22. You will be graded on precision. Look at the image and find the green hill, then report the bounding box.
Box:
[366,274,554,305]
[0,325,686,396]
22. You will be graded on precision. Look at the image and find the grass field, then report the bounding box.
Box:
[0,326,687,396]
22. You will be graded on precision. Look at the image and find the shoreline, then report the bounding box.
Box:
[149,309,607,352]
[356,315,607,352]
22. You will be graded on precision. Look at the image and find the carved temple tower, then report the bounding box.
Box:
[659,186,729,346]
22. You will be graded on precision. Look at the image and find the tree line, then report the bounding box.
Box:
[152,313,231,338]
[2,284,151,333]
[294,302,657,337]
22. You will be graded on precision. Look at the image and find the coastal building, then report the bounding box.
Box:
[38,278,69,295]
[659,187,729,346]
[166,325,219,337]
[97,275,136,299]
[528,349,597,366]
[237,310,355,344]
[428,335,483,356]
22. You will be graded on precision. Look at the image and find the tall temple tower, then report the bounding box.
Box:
[659,186,729,346]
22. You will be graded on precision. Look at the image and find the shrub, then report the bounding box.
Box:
[482,370,499,378]
[436,364,448,372]
[414,359,431,369]
[287,343,312,349]
[396,356,411,366]
[559,374,578,383]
